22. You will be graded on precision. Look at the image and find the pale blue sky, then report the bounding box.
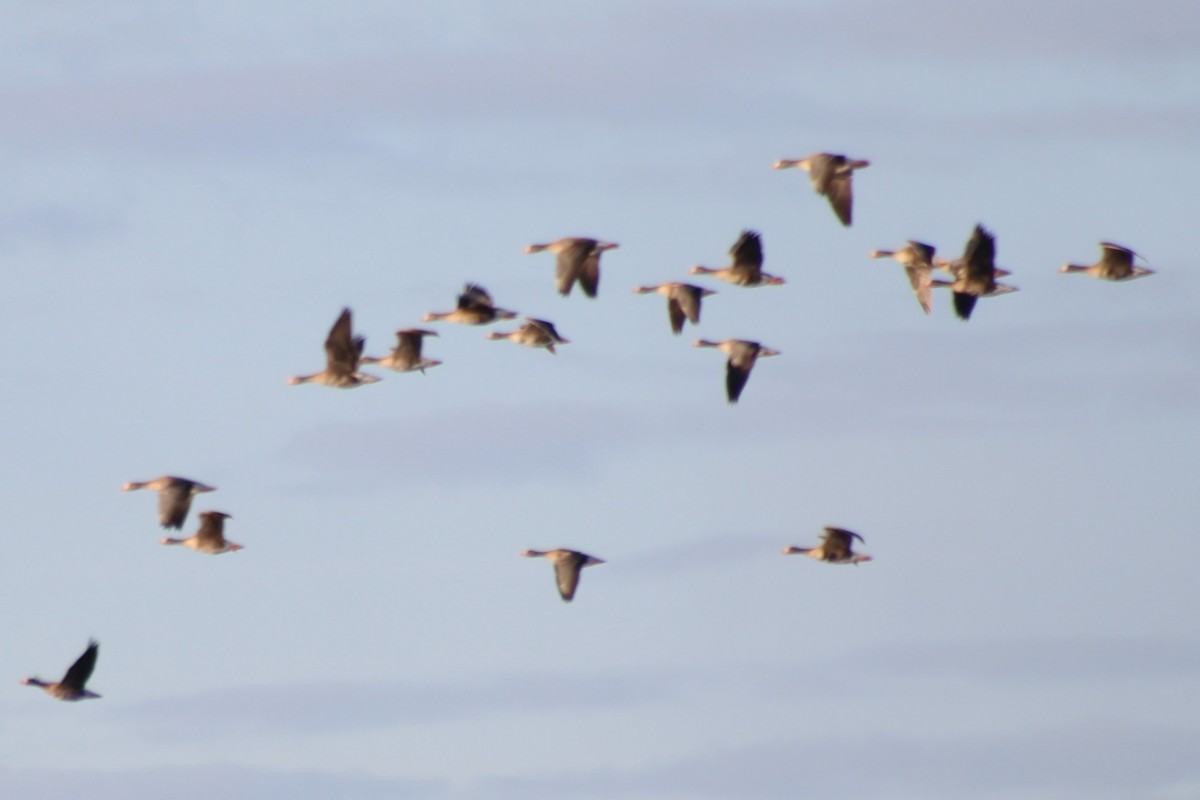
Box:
[2,2,1199,798]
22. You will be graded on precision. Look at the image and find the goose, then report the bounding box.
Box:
[361,329,442,373]
[160,510,243,554]
[782,527,872,565]
[773,152,870,226]
[287,308,380,388]
[689,230,784,287]
[522,548,606,602]
[486,317,570,354]
[122,475,215,529]
[693,339,780,404]
[632,282,715,334]
[524,237,619,298]
[1061,242,1154,281]
[869,241,948,315]
[937,224,1018,320]
[422,283,517,325]
[21,640,101,701]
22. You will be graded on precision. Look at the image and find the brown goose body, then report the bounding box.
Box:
[937,224,1018,320]
[522,548,606,602]
[782,527,872,565]
[773,152,870,226]
[693,338,780,404]
[632,282,715,334]
[122,475,216,529]
[161,510,243,554]
[486,317,570,353]
[287,308,381,388]
[1061,242,1154,281]
[689,230,784,287]
[524,237,619,298]
[869,241,946,315]
[361,328,442,373]
[423,283,517,325]
[21,640,101,701]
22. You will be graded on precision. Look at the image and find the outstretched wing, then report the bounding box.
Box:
[61,640,99,691]
[158,480,194,529]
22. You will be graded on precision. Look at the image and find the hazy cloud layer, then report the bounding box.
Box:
[113,670,679,741]
[0,763,436,800]
[466,721,1200,800]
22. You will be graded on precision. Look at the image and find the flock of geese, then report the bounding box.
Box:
[19,150,1155,702]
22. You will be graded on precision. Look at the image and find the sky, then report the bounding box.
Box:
[1,1,1198,798]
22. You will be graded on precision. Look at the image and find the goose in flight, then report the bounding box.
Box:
[869,241,946,315]
[122,475,215,530]
[937,224,1017,320]
[20,640,101,701]
[782,527,872,565]
[423,283,517,325]
[361,329,442,373]
[486,317,570,354]
[689,230,784,287]
[522,548,606,602]
[160,510,243,554]
[1060,242,1154,281]
[632,282,715,334]
[524,237,619,298]
[773,152,870,226]
[287,308,380,387]
[693,339,780,404]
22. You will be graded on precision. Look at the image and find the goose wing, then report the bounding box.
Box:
[1098,242,1135,279]
[554,551,586,602]
[724,341,760,404]
[822,527,862,560]
[458,283,495,310]
[158,479,195,529]
[324,308,362,376]
[61,640,98,692]
[194,513,227,548]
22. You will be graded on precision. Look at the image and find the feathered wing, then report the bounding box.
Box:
[554,553,584,601]
[61,640,99,692]
[1099,243,1134,279]
[323,308,361,377]
[826,172,854,226]
[666,296,686,334]
[822,527,863,560]
[194,513,226,548]
[554,240,592,296]
[953,291,978,320]
[158,480,193,529]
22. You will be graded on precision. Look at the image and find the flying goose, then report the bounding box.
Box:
[21,640,101,701]
[869,241,947,315]
[632,282,715,334]
[122,475,215,530]
[782,527,872,565]
[937,224,1018,320]
[524,237,619,298]
[422,283,517,325]
[160,510,243,554]
[361,329,442,373]
[773,152,870,226]
[689,230,784,287]
[486,317,570,353]
[522,548,606,602]
[1060,242,1154,281]
[287,308,380,388]
[693,339,781,404]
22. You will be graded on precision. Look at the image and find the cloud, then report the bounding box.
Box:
[464,720,1200,800]
[112,669,678,741]
[851,637,1200,684]
[0,763,435,800]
